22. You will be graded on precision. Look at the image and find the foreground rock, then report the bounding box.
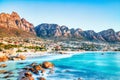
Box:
[34,65,43,71]
[42,61,54,69]
[19,61,54,80]
[0,52,26,62]
[10,54,26,61]
[17,54,26,60]
[38,77,46,80]
[0,70,7,74]
[0,64,7,68]
[20,72,34,80]
[0,54,8,62]
[30,62,37,67]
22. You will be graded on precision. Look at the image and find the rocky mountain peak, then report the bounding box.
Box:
[11,11,20,20]
[117,31,120,36]
[0,11,36,37]
[76,28,83,32]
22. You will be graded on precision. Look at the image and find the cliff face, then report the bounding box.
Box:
[35,23,120,42]
[0,12,36,37]
[97,29,119,42]
[34,23,72,38]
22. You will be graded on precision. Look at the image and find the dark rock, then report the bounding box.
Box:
[18,62,26,64]
[30,62,38,67]
[33,70,39,75]
[3,75,10,78]
[24,72,34,80]
[3,75,14,78]
[23,67,30,70]
[3,71,13,74]
[24,72,32,77]
[64,70,71,72]
[0,70,7,74]
[29,68,35,72]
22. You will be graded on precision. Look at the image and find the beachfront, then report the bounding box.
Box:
[0,51,120,80]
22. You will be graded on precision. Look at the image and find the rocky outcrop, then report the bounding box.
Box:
[35,23,72,38]
[42,61,54,69]
[117,31,120,37]
[0,11,36,37]
[38,77,46,80]
[21,72,34,80]
[0,70,7,74]
[35,23,120,42]
[80,30,97,40]
[0,64,7,68]
[33,65,43,71]
[17,54,26,60]
[72,28,83,39]
[116,31,120,40]
[97,29,120,42]
[0,52,26,62]
[35,23,61,38]
[0,53,8,62]
[19,61,54,80]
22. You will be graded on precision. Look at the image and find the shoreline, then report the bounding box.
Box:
[0,51,119,63]
[17,51,86,58]
[17,50,120,58]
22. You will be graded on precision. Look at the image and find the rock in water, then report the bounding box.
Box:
[42,61,54,69]
[38,77,46,80]
[34,65,43,71]
[18,54,26,60]
[24,72,34,80]
[0,55,8,62]
[0,64,7,68]
[0,70,7,74]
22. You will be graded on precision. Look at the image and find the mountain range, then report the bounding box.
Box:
[0,12,120,42]
[35,24,120,42]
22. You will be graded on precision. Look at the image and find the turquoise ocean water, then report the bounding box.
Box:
[0,51,120,80]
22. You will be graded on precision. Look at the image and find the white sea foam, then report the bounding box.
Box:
[0,54,75,64]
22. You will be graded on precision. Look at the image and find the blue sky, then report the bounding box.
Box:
[0,0,120,32]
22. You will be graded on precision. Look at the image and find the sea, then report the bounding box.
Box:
[0,51,120,80]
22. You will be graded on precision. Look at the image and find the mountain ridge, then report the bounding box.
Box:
[35,23,120,42]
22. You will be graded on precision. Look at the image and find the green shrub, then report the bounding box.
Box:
[16,49,23,52]
[0,48,2,51]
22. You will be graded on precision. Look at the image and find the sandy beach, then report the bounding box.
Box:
[17,51,49,58]
[16,50,86,58]
[15,50,120,59]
